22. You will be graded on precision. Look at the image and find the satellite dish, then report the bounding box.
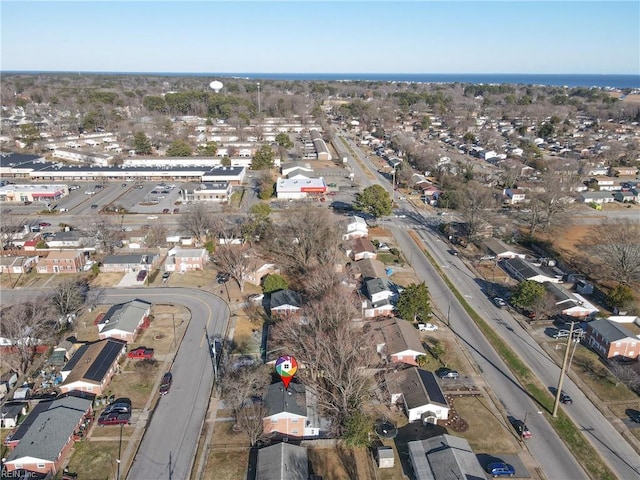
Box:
[209,80,224,93]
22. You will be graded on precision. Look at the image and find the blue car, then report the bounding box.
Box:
[486,462,515,477]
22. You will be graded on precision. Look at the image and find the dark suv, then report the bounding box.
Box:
[137,270,147,282]
[159,372,173,395]
[435,367,460,379]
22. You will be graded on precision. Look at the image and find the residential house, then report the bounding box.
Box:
[385,368,450,423]
[483,238,526,260]
[503,188,526,204]
[3,395,93,476]
[37,250,85,274]
[408,434,486,480]
[0,255,38,274]
[46,231,89,248]
[243,262,278,286]
[342,215,368,241]
[609,166,638,177]
[270,289,303,319]
[614,191,636,203]
[579,191,615,204]
[97,299,152,343]
[589,177,619,191]
[262,382,322,438]
[354,258,388,281]
[59,338,127,395]
[256,442,309,480]
[362,278,395,318]
[545,283,599,319]
[0,402,26,429]
[165,248,209,272]
[373,318,426,365]
[502,257,563,284]
[350,237,377,261]
[585,319,639,361]
[100,252,161,273]
[166,231,196,246]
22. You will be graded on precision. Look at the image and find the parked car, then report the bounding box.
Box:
[486,461,515,477]
[127,347,154,359]
[435,367,459,379]
[163,208,170,214]
[103,400,131,415]
[151,190,159,194]
[147,215,158,220]
[628,410,640,423]
[511,419,532,439]
[173,208,180,214]
[159,372,173,395]
[135,184,144,189]
[98,412,131,426]
[217,272,230,284]
[91,204,99,209]
[38,222,51,227]
[448,249,459,256]
[162,272,170,282]
[69,185,80,190]
[136,270,147,282]
[122,183,127,187]
[418,323,438,332]
[493,297,507,308]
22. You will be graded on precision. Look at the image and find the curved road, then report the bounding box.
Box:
[2,287,228,480]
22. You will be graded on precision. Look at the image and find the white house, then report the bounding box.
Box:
[385,368,450,423]
[342,215,368,241]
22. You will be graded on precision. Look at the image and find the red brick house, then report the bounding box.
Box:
[37,250,85,274]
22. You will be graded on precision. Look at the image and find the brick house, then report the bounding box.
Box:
[164,248,209,272]
[3,395,93,476]
[262,382,322,438]
[59,338,126,395]
[37,250,85,274]
[97,299,152,343]
[585,319,639,361]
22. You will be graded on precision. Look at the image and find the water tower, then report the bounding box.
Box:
[209,80,224,93]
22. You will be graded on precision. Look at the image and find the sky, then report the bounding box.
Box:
[1,1,639,75]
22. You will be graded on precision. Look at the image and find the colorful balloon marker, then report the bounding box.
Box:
[275,355,298,389]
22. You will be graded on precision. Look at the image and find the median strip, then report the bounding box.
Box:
[407,230,617,480]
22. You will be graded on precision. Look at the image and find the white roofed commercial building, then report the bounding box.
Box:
[0,183,68,203]
[276,175,326,200]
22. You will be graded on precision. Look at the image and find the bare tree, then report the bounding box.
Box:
[179,203,215,245]
[50,278,88,318]
[261,205,341,277]
[219,364,270,445]
[145,222,168,248]
[609,362,640,392]
[457,181,497,240]
[269,287,375,435]
[521,172,579,236]
[82,217,123,253]
[587,219,640,284]
[0,298,55,376]
[212,245,255,293]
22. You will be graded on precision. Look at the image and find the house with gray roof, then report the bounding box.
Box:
[269,289,303,319]
[3,395,93,476]
[262,382,323,438]
[100,252,161,273]
[385,368,449,424]
[372,318,426,365]
[361,278,395,318]
[502,257,562,284]
[97,299,151,343]
[256,442,309,480]
[483,238,525,259]
[0,402,26,429]
[585,319,640,361]
[46,230,90,248]
[408,434,485,480]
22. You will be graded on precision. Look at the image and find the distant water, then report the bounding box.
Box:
[4,71,640,88]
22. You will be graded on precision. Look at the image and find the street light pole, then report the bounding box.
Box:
[553,321,575,417]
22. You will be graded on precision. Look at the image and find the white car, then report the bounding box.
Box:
[418,323,438,332]
[147,215,158,220]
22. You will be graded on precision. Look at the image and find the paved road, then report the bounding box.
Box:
[339,134,640,479]
[2,287,229,480]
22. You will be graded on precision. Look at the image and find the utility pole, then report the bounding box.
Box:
[553,321,574,417]
[257,82,261,114]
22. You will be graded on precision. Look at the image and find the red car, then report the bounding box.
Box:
[127,347,154,359]
[98,412,131,426]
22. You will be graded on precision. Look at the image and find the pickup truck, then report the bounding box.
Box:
[127,347,154,359]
